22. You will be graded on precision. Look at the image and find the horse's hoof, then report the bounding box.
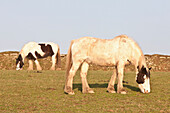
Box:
[107,86,116,93]
[120,91,127,94]
[50,68,55,70]
[88,90,95,94]
[83,88,94,94]
[117,89,127,94]
[64,91,75,95]
[107,90,116,93]
[64,86,74,95]
[68,92,75,95]
[56,68,61,70]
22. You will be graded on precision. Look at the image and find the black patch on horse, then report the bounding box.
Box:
[35,51,42,58]
[26,52,36,60]
[16,54,22,65]
[35,51,49,59]
[38,44,54,57]
[16,54,24,68]
[136,66,150,84]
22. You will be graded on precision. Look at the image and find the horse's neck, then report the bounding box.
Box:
[138,55,147,69]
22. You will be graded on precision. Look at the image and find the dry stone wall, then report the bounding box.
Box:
[0,51,170,71]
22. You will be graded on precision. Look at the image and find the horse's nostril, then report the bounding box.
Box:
[145,90,149,93]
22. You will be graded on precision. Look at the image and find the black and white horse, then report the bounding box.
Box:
[16,42,61,70]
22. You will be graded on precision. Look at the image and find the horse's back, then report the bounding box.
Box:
[20,42,39,53]
[20,42,60,57]
[71,35,136,57]
[71,35,143,66]
[23,42,38,48]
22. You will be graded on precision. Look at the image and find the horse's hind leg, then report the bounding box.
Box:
[107,66,117,93]
[117,62,126,94]
[50,55,56,70]
[81,62,94,94]
[66,62,81,95]
[27,60,33,70]
[34,60,42,70]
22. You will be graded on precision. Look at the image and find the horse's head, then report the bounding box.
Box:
[136,66,151,93]
[16,54,24,70]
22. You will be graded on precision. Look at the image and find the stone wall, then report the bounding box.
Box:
[0,51,170,71]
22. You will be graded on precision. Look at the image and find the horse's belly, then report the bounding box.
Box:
[85,56,115,66]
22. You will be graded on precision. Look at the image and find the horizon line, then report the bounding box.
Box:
[0,50,170,56]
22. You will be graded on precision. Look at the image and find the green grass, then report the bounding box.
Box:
[0,70,169,112]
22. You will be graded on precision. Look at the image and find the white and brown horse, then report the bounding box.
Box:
[64,35,151,95]
[16,42,61,70]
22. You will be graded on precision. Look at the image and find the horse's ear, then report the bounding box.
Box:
[149,67,152,70]
[141,65,145,69]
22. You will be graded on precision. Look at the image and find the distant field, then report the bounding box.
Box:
[0,70,169,112]
[1,51,170,71]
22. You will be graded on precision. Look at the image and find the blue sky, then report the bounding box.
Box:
[0,0,169,54]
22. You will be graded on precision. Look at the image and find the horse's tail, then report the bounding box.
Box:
[56,47,61,69]
[65,41,74,88]
[65,41,74,77]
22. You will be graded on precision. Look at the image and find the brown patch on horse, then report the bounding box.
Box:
[136,72,145,84]
[26,52,36,60]
[39,44,54,56]
[35,51,44,58]
[136,66,150,84]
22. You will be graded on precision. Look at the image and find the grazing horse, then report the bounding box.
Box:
[16,42,61,70]
[64,35,151,95]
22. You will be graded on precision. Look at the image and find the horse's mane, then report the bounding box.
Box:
[127,36,146,69]
[116,35,146,69]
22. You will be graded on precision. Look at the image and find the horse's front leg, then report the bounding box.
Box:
[27,60,33,70]
[80,62,94,94]
[117,62,126,94]
[34,59,42,70]
[107,66,117,93]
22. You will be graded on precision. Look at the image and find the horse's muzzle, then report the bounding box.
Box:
[16,67,20,70]
[144,89,149,94]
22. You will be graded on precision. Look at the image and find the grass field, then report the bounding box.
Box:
[0,70,169,112]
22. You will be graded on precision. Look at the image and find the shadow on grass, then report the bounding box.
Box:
[73,83,140,92]
[124,84,141,92]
